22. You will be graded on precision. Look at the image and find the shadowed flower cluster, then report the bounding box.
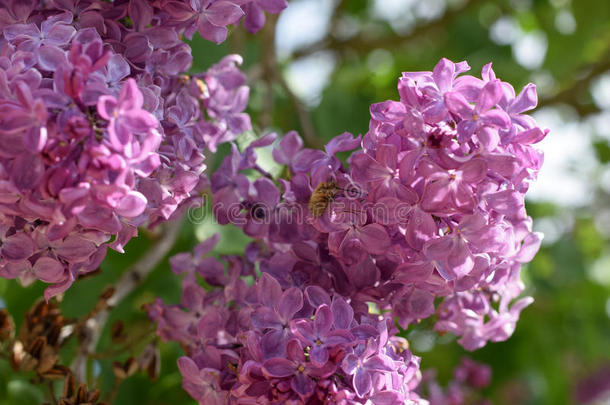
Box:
[0,0,285,298]
[149,236,424,404]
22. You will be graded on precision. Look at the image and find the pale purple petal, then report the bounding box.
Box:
[314,304,333,337]
[177,357,203,385]
[33,257,65,283]
[331,297,353,330]
[310,345,329,365]
[291,372,315,397]
[205,1,245,26]
[277,287,303,323]
[353,367,372,397]
[432,57,455,92]
[116,191,147,217]
[2,233,34,262]
[263,358,295,378]
[357,224,391,254]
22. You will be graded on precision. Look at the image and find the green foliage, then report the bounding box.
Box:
[594,139,610,164]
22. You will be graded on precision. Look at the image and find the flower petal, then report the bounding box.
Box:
[33,257,66,283]
[262,358,295,378]
[277,287,303,323]
[205,1,244,27]
[2,233,34,262]
[116,191,147,217]
[353,367,372,397]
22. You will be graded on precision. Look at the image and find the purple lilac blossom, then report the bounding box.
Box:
[151,59,547,403]
[0,0,280,299]
[148,241,424,404]
[203,57,547,350]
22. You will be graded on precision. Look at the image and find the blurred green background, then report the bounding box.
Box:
[2,0,610,403]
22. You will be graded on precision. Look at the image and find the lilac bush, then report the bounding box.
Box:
[0,1,549,404]
[0,0,285,299]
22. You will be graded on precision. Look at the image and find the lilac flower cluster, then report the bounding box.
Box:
[207,58,547,351]
[149,235,424,404]
[151,58,547,403]
[0,0,285,299]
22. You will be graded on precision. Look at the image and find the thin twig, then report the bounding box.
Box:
[538,53,610,115]
[70,219,183,383]
[103,376,122,404]
[259,17,275,129]
[46,380,58,405]
[88,325,156,359]
[262,14,322,148]
[274,66,322,148]
[246,64,263,85]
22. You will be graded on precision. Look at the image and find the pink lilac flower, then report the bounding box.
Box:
[148,239,425,404]
[0,0,274,298]
[97,78,158,153]
[291,303,354,366]
[205,57,547,353]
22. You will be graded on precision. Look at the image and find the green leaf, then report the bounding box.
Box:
[593,139,610,163]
